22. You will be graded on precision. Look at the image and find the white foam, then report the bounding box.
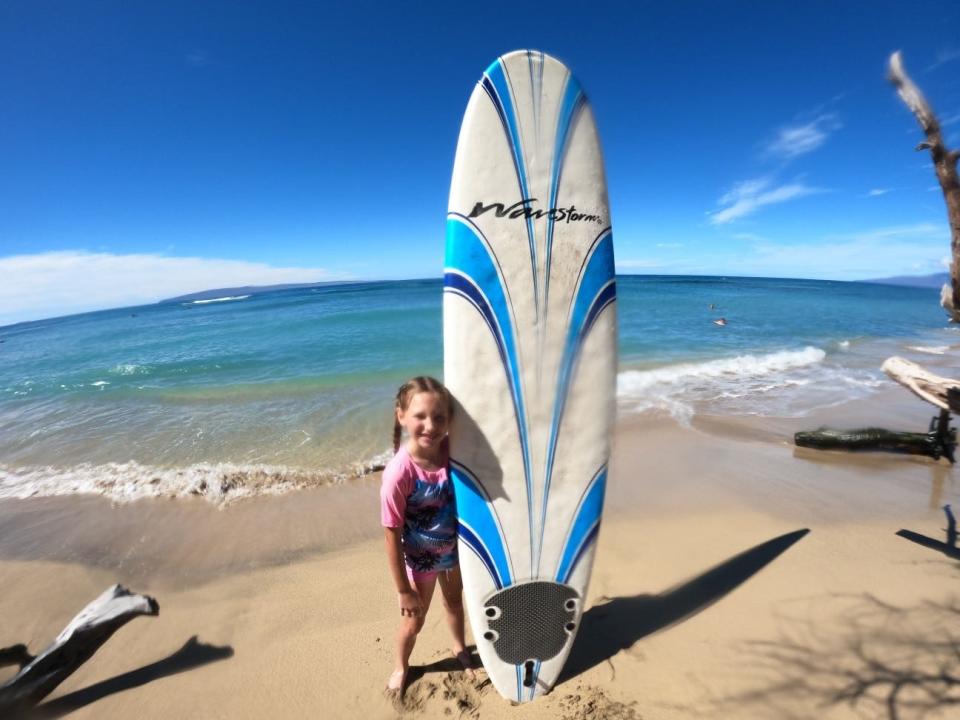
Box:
[187,295,251,305]
[615,346,867,422]
[907,345,949,355]
[111,363,149,375]
[618,347,826,395]
[0,454,392,505]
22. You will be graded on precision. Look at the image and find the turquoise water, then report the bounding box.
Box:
[0,277,954,501]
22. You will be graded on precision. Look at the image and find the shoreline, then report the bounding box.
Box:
[1,390,957,718]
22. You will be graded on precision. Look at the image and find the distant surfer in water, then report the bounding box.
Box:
[713,318,727,326]
[381,377,473,696]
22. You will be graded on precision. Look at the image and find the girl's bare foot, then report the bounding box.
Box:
[385,668,406,696]
[454,649,476,679]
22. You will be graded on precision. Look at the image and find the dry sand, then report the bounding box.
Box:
[1,392,958,719]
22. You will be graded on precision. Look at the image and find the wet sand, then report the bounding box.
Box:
[1,392,958,718]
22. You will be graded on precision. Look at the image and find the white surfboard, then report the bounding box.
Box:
[443,50,617,702]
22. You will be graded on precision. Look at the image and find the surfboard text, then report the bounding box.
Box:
[467,199,604,225]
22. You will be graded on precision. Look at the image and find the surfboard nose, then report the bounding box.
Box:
[481,581,580,665]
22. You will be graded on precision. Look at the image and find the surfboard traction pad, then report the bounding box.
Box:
[483,581,579,668]
[444,49,616,702]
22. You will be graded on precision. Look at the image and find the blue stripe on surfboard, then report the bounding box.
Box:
[482,57,539,319]
[555,466,607,584]
[450,461,513,589]
[445,214,535,569]
[544,72,586,316]
[536,229,615,571]
[457,521,505,591]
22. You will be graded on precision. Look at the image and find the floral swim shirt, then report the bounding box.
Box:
[380,447,458,573]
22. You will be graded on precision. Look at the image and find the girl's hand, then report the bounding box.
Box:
[398,589,421,617]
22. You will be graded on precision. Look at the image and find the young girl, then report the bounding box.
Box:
[380,376,472,694]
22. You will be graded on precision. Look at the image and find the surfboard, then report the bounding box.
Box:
[443,50,617,702]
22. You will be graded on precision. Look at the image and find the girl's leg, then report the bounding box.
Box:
[437,567,472,673]
[389,571,439,691]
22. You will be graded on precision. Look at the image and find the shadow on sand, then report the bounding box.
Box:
[560,528,810,682]
[407,646,481,685]
[31,636,233,719]
[727,593,960,719]
[896,529,960,561]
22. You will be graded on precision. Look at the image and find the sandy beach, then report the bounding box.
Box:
[1,388,958,719]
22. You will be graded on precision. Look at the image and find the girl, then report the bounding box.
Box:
[380,376,472,694]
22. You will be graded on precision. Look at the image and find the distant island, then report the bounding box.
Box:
[160,281,360,304]
[864,271,950,289]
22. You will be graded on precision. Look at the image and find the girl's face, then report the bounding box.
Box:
[397,391,449,453]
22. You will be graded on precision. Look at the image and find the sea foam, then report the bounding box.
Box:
[0,453,392,505]
[187,295,251,305]
[615,346,875,422]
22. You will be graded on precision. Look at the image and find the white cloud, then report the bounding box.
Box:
[0,251,346,327]
[925,48,960,72]
[941,111,960,128]
[743,223,950,279]
[709,177,823,224]
[186,50,211,67]
[866,188,892,197]
[765,114,841,160]
[655,242,683,248]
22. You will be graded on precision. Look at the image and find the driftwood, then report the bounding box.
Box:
[888,51,960,321]
[0,585,158,716]
[795,423,954,462]
[795,357,957,463]
[882,356,960,410]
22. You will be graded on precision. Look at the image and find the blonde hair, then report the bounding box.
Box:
[393,376,452,452]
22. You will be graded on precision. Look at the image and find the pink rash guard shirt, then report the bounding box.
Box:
[380,446,458,574]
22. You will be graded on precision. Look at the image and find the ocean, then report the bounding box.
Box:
[0,276,954,502]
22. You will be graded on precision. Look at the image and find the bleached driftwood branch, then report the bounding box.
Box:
[882,356,960,412]
[0,585,159,715]
[888,51,960,321]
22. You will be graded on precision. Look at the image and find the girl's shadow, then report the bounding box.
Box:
[561,528,809,682]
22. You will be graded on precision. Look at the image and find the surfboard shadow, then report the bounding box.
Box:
[30,636,233,718]
[450,399,508,500]
[560,528,810,683]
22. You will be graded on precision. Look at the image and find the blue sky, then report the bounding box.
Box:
[2,1,959,325]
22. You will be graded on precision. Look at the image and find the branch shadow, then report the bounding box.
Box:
[30,636,233,719]
[724,594,960,719]
[896,529,960,561]
[560,528,810,683]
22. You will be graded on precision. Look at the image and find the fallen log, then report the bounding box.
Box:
[794,357,958,463]
[0,585,158,716]
[795,425,954,462]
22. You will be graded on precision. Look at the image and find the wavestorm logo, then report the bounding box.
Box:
[468,199,604,225]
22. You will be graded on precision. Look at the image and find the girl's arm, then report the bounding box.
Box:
[384,527,421,616]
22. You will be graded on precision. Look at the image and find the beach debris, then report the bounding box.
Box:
[888,52,960,322]
[0,584,158,716]
[794,357,957,463]
[881,356,960,413]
